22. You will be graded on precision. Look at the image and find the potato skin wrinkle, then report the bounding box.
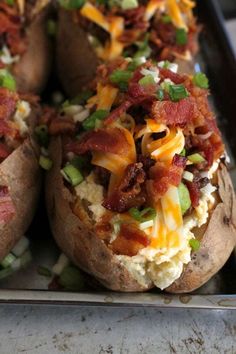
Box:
[12,7,52,94]
[46,136,236,292]
[56,9,99,98]
[0,111,41,261]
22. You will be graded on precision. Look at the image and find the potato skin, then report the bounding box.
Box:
[167,164,236,293]
[46,137,236,292]
[46,137,149,291]
[12,7,52,94]
[0,112,41,261]
[56,8,99,98]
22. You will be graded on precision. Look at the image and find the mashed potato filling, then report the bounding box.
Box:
[117,162,219,290]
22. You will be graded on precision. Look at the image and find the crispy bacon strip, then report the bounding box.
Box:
[0,186,15,223]
[147,160,183,203]
[67,127,132,156]
[151,98,195,127]
[110,223,150,257]
[0,88,18,121]
[103,162,146,213]
[49,117,76,136]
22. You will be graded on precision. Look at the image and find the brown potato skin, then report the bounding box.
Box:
[56,8,99,98]
[46,137,236,292]
[167,164,236,293]
[46,137,149,291]
[0,110,41,261]
[12,7,52,94]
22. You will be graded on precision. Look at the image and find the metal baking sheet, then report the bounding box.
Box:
[0,0,236,309]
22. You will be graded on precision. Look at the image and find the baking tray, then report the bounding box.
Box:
[0,0,236,309]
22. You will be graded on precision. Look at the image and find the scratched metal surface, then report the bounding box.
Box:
[0,305,235,354]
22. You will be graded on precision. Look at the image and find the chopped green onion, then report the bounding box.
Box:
[129,207,156,222]
[110,69,132,90]
[59,266,85,291]
[176,28,187,46]
[5,0,14,5]
[121,0,138,10]
[169,84,188,102]
[47,20,57,36]
[180,148,186,157]
[193,72,209,89]
[82,109,109,131]
[35,124,49,147]
[189,238,200,252]
[59,0,85,9]
[1,253,16,269]
[127,57,146,71]
[39,155,53,171]
[178,182,191,215]
[12,237,29,257]
[161,15,172,24]
[139,75,155,86]
[0,70,16,91]
[37,266,52,277]
[187,153,205,164]
[70,90,93,105]
[134,34,151,59]
[52,254,70,276]
[62,164,83,186]
[157,89,164,101]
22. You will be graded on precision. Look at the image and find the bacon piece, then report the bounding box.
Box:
[0,186,15,223]
[68,127,132,156]
[159,68,185,85]
[185,181,200,208]
[172,154,187,168]
[103,163,146,213]
[151,98,195,127]
[147,161,183,203]
[0,88,18,121]
[110,223,150,256]
[104,100,132,125]
[0,120,18,138]
[49,117,76,136]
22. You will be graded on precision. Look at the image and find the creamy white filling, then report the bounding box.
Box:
[117,162,219,290]
[13,100,31,136]
[0,45,19,65]
[75,173,106,222]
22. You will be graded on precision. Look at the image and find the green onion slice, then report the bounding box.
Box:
[59,266,85,291]
[121,0,138,10]
[161,15,172,24]
[169,84,188,102]
[62,164,83,186]
[109,69,133,91]
[139,75,156,86]
[0,69,16,91]
[187,153,205,164]
[82,109,109,131]
[39,155,53,171]
[129,207,156,222]
[178,182,191,215]
[176,28,188,45]
[189,238,200,252]
[1,253,16,269]
[193,72,209,89]
[157,88,164,101]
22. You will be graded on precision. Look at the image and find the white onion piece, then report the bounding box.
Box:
[183,171,194,182]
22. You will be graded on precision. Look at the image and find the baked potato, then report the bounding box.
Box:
[56,0,199,97]
[0,0,52,94]
[46,58,236,292]
[0,87,41,262]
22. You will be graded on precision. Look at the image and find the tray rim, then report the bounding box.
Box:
[0,290,236,310]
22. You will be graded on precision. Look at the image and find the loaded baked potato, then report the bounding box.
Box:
[0,0,52,93]
[56,0,198,97]
[0,82,41,262]
[46,58,236,292]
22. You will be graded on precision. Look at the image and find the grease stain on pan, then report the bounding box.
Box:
[104,295,114,303]
[163,296,172,304]
[179,295,192,304]
[217,298,236,307]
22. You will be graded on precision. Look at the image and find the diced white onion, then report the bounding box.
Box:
[140,67,160,83]
[73,109,90,123]
[158,61,178,73]
[200,183,217,196]
[52,254,70,276]
[198,131,212,140]
[0,45,19,64]
[183,171,194,182]
[139,220,154,230]
[63,105,84,116]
